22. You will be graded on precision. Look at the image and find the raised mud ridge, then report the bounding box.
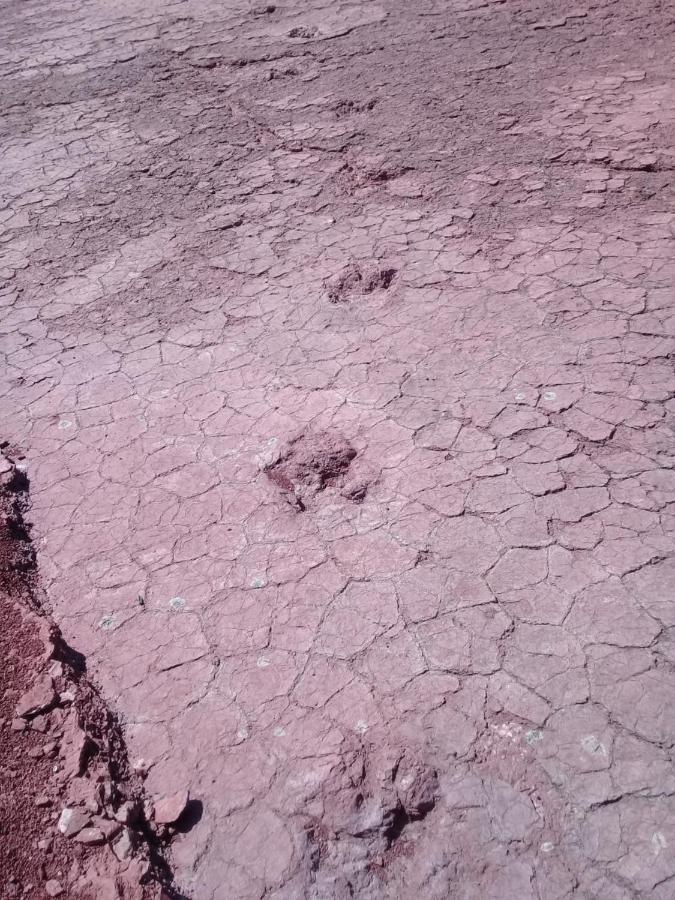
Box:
[0,450,184,900]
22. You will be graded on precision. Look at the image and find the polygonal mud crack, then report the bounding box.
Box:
[326,263,398,303]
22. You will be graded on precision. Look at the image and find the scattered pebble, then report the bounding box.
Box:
[114,800,139,825]
[56,807,90,838]
[74,826,105,845]
[15,676,56,719]
[112,828,134,861]
[153,789,190,825]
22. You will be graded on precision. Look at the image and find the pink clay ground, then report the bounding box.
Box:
[1,0,675,897]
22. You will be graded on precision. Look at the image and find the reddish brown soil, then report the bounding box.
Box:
[0,462,55,897]
[0,456,175,899]
[1,0,674,897]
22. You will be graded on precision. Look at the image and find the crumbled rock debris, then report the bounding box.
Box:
[0,454,182,899]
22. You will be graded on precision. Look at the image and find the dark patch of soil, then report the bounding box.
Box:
[326,263,398,302]
[265,430,357,506]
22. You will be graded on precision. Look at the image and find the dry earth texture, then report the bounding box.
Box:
[1,0,674,897]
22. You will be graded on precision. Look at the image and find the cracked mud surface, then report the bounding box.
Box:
[1,0,674,896]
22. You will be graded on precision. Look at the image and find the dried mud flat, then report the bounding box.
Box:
[1,0,674,897]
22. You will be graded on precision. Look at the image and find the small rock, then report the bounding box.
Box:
[28,746,43,759]
[16,676,56,719]
[45,881,63,898]
[29,715,49,733]
[74,827,105,845]
[131,758,149,777]
[153,789,189,825]
[114,800,139,825]
[48,661,64,679]
[96,817,122,841]
[35,796,51,808]
[58,690,75,705]
[112,828,134,861]
[37,838,51,851]
[57,807,90,837]
[102,778,114,803]
[58,720,93,778]
[10,718,26,732]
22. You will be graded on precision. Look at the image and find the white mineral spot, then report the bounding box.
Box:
[495,721,521,740]
[256,656,270,668]
[652,831,667,855]
[581,734,607,756]
[169,596,186,610]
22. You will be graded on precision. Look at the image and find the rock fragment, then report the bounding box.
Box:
[56,807,90,838]
[114,799,140,825]
[154,789,189,825]
[96,817,123,841]
[112,828,134,861]
[15,676,56,719]
[74,827,105,845]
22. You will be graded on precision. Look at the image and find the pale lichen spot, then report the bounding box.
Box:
[652,831,667,855]
[581,734,607,756]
